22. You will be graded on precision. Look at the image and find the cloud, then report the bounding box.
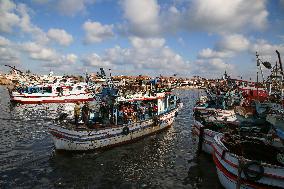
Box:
[20,42,78,67]
[21,42,57,61]
[0,0,20,33]
[198,34,250,59]
[83,37,191,75]
[121,0,161,36]
[16,3,49,44]
[32,0,96,16]
[193,58,235,77]
[120,0,268,37]
[82,53,112,67]
[56,0,95,16]
[0,36,11,46]
[47,28,73,46]
[216,34,250,52]
[280,0,284,8]
[0,36,19,65]
[65,53,78,64]
[250,39,284,65]
[187,0,268,33]
[83,21,114,44]
[0,47,20,66]
[198,48,233,59]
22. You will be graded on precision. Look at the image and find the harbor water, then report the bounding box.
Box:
[0,86,223,188]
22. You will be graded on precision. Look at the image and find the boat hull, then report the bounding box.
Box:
[49,108,178,151]
[212,134,284,188]
[10,93,94,104]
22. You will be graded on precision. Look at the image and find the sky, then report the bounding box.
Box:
[0,0,284,79]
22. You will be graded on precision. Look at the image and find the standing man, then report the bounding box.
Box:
[74,102,81,127]
[82,102,90,125]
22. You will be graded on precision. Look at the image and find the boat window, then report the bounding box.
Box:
[76,86,82,90]
[29,87,39,93]
[43,87,52,93]
[69,87,73,91]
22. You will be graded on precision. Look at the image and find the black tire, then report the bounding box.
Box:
[122,126,130,135]
[242,161,264,181]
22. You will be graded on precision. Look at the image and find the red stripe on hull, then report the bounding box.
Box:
[11,98,94,104]
[212,144,284,180]
[213,152,271,189]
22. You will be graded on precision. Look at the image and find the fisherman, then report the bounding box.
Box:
[82,102,90,125]
[74,102,81,127]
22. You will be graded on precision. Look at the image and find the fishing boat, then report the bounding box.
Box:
[191,119,271,154]
[10,82,94,104]
[212,133,284,189]
[48,86,182,151]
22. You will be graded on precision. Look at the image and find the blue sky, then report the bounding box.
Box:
[0,0,284,79]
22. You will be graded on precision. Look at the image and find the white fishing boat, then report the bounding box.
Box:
[10,82,94,104]
[212,134,284,189]
[48,89,182,151]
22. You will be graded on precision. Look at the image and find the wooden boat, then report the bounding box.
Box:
[212,133,284,189]
[49,90,182,151]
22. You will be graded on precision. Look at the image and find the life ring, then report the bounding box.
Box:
[122,126,130,135]
[242,161,264,181]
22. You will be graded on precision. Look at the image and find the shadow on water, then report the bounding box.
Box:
[0,86,223,188]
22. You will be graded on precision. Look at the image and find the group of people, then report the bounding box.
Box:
[117,102,158,124]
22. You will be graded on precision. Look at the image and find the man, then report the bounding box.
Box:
[74,102,81,127]
[82,102,90,125]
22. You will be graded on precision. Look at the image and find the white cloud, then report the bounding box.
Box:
[83,37,191,75]
[82,53,112,67]
[20,42,78,67]
[0,36,11,46]
[0,47,20,65]
[129,36,165,49]
[21,42,57,61]
[0,36,19,65]
[120,0,268,36]
[47,29,73,46]
[65,53,77,64]
[216,34,250,52]
[83,21,114,44]
[198,34,250,59]
[198,48,233,59]
[193,58,235,77]
[17,3,49,44]
[187,0,268,33]
[121,0,161,36]
[250,40,284,66]
[56,0,95,16]
[0,0,20,33]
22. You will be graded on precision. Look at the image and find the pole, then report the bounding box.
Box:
[257,71,259,101]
